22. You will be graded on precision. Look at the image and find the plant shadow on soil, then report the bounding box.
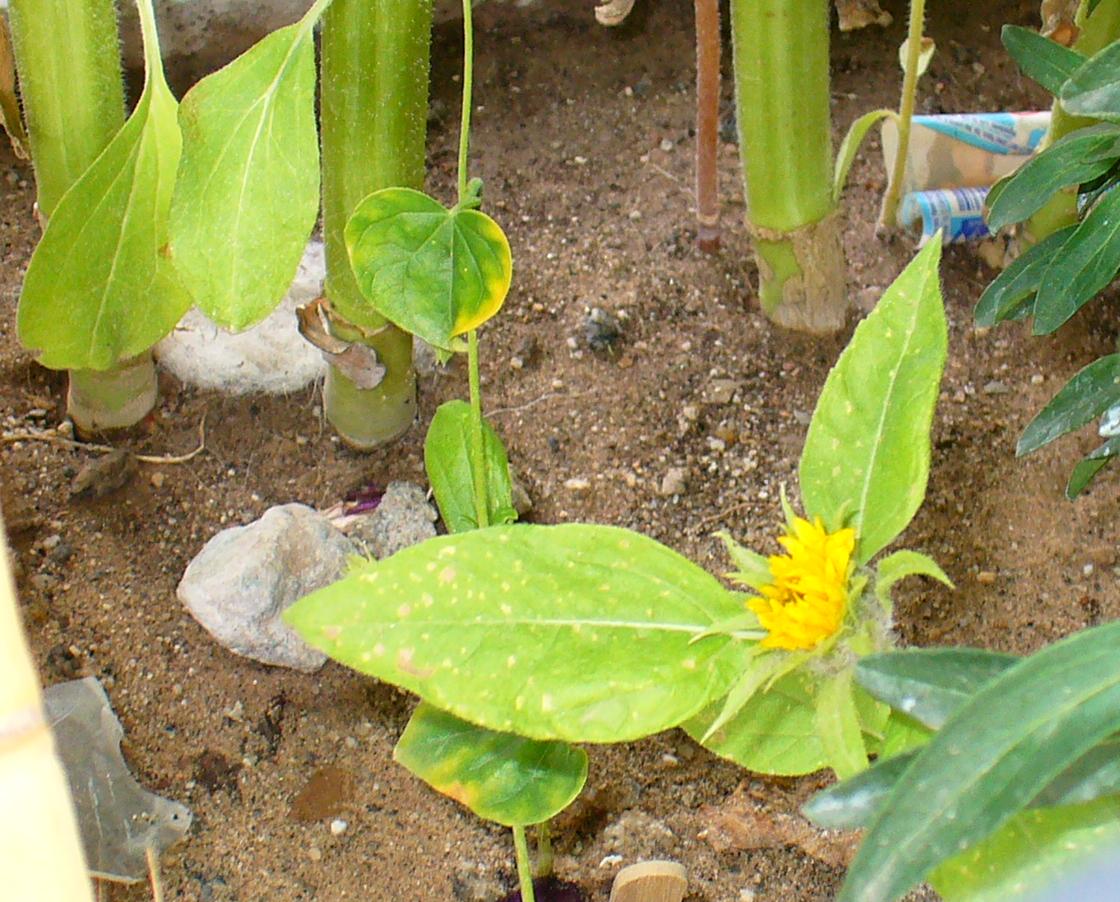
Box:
[2,0,1119,899]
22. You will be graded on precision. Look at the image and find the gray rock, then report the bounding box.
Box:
[347,482,438,560]
[659,467,689,497]
[178,504,354,671]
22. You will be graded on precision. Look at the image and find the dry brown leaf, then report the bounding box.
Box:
[0,17,31,159]
[834,0,892,31]
[1041,0,1080,46]
[698,784,860,869]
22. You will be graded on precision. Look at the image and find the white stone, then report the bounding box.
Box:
[178,503,355,672]
[157,241,327,395]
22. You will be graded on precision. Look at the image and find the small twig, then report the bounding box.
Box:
[1,412,208,465]
[487,391,586,417]
[146,846,164,902]
[690,500,754,531]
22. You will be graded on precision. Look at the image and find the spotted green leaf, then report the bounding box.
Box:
[424,400,517,533]
[394,702,587,827]
[286,524,749,743]
[345,187,512,349]
[169,1,326,330]
[800,240,947,564]
[16,1,190,370]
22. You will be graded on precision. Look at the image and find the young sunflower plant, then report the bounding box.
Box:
[288,239,951,790]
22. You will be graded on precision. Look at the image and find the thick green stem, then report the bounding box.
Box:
[729,0,846,333]
[878,0,927,230]
[1025,0,1120,242]
[533,822,554,879]
[8,0,125,221]
[68,352,157,436]
[512,826,536,902]
[320,0,432,447]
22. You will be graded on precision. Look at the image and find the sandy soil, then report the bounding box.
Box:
[2,0,1118,899]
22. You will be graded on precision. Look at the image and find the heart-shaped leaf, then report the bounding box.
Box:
[394,702,587,827]
[346,187,512,349]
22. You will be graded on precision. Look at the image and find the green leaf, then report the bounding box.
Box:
[930,797,1120,902]
[985,125,1120,232]
[168,8,323,330]
[685,670,826,775]
[838,620,1120,902]
[345,187,512,349]
[800,240,947,564]
[879,709,933,757]
[873,550,952,608]
[716,531,771,591]
[857,648,1018,731]
[1062,40,1120,122]
[700,648,799,742]
[1001,25,1084,95]
[1018,354,1120,455]
[974,225,1078,327]
[815,671,868,779]
[1034,737,1120,807]
[394,702,587,827]
[1067,435,1120,497]
[803,750,915,830]
[1032,186,1120,334]
[286,524,749,743]
[16,9,190,370]
[834,109,895,201]
[424,401,516,533]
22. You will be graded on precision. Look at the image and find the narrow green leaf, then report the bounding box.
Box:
[974,225,1078,327]
[16,9,190,370]
[1033,185,1120,334]
[716,531,771,591]
[1034,738,1120,807]
[838,620,1120,902]
[930,797,1120,902]
[874,550,952,608]
[815,671,868,779]
[345,187,512,349]
[1018,354,1120,455]
[1067,435,1120,497]
[985,125,1120,232]
[685,670,826,775]
[1062,40,1120,122]
[857,648,1018,731]
[834,109,895,201]
[424,400,516,533]
[700,649,797,742]
[800,240,947,564]
[287,524,749,743]
[169,7,323,330]
[1001,25,1084,95]
[803,750,915,830]
[394,702,587,827]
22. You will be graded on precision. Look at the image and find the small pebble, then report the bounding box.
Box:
[564,477,591,492]
[659,138,674,152]
[330,818,348,836]
[150,471,166,489]
[308,846,322,862]
[659,467,688,497]
[599,854,624,868]
[976,571,997,585]
[1031,374,1045,385]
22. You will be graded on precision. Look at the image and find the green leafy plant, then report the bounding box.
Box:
[805,624,1120,902]
[286,236,953,896]
[978,21,1120,496]
[167,0,433,448]
[10,0,182,432]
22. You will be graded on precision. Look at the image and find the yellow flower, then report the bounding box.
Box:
[748,516,856,651]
